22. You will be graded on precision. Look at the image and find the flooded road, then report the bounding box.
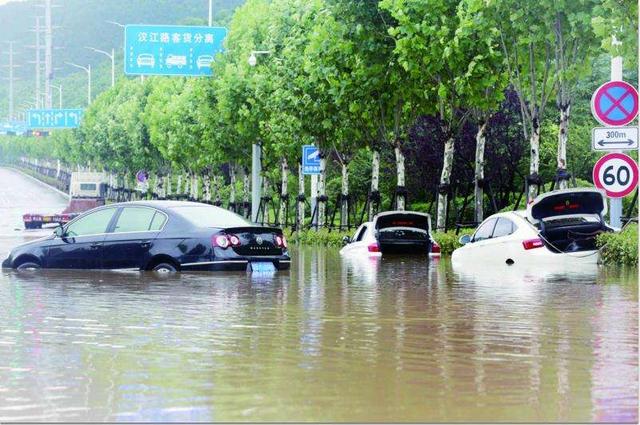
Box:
[0,167,638,422]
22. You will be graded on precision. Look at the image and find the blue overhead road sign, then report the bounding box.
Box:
[124,25,227,77]
[27,109,84,129]
[302,145,321,175]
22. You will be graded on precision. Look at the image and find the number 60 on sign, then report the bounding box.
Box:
[592,153,639,198]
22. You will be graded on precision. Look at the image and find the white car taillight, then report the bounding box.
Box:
[522,238,544,250]
[367,242,380,253]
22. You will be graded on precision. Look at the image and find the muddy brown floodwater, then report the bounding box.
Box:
[0,166,638,422]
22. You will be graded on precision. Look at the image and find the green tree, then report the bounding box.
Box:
[381,0,506,230]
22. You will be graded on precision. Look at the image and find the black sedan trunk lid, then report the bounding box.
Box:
[224,226,284,256]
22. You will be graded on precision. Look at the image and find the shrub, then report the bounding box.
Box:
[432,228,474,255]
[284,228,351,247]
[596,223,638,266]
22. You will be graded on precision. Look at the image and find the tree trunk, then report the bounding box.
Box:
[474,122,488,224]
[436,137,455,232]
[369,149,380,221]
[528,112,541,202]
[557,102,570,190]
[203,172,211,202]
[176,174,182,197]
[340,161,349,230]
[297,162,305,231]
[166,174,172,198]
[261,175,270,224]
[279,158,289,226]
[151,174,159,199]
[318,156,327,228]
[229,165,236,211]
[192,174,200,200]
[213,176,222,206]
[394,145,405,211]
[243,170,250,217]
[156,174,165,199]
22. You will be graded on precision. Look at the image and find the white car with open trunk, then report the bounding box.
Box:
[451,188,614,266]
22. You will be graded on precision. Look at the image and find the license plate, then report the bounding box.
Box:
[249,262,276,273]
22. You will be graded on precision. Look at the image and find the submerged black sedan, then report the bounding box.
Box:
[2,201,290,272]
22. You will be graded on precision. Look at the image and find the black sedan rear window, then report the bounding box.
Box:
[171,206,250,228]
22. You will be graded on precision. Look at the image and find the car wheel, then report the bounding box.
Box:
[16,262,41,271]
[152,263,177,273]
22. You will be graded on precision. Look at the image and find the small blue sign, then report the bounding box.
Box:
[27,109,84,129]
[302,145,321,175]
[124,25,227,77]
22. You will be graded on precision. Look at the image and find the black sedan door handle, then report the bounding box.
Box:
[90,243,101,249]
[140,241,151,248]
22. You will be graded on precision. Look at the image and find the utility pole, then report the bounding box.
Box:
[2,42,20,121]
[29,16,43,108]
[44,0,53,108]
[209,0,213,26]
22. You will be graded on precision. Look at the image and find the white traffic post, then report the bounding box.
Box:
[610,46,623,228]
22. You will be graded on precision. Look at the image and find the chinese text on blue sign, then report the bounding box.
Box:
[27,109,83,129]
[124,25,227,77]
[302,145,321,175]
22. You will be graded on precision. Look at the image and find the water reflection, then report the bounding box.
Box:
[0,250,637,422]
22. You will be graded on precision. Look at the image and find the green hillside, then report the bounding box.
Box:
[0,0,243,118]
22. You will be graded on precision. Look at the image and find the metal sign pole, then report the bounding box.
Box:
[610,45,623,228]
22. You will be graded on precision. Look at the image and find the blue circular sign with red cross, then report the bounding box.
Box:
[591,81,639,126]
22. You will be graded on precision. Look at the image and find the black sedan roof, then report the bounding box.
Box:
[107,200,216,212]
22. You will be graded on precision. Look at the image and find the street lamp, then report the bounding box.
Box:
[248,50,271,67]
[50,84,62,108]
[65,62,91,106]
[246,50,271,221]
[106,20,144,84]
[105,20,124,28]
[86,46,115,87]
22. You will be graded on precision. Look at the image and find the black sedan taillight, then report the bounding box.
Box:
[212,234,242,249]
[275,234,287,249]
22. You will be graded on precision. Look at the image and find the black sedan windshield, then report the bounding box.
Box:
[170,205,251,228]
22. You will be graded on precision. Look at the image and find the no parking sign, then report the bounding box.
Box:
[591,81,639,127]
[592,153,639,198]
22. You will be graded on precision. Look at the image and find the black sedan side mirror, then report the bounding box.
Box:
[459,234,471,245]
[342,236,351,245]
[53,226,65,238]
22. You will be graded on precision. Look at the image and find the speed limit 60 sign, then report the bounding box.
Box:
[592,153,639,198]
